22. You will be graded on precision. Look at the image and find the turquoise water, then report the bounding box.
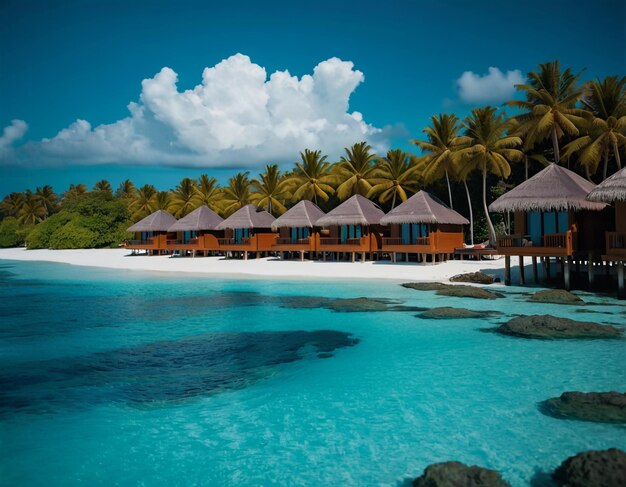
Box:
[0,260,624,486]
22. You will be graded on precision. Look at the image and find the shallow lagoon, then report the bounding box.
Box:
[0,260,624,486]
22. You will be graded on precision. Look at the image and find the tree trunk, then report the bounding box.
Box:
[525,157,528,180]
[482,165,496,246]
[551,127,561,166]
[445,170,454,209]
[603,147,609,180]
[613,140,622,171]
[463,180,474,245]
[391,189,397,210]
[584,164,592,182]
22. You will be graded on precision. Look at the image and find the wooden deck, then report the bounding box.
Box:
[496,231,573,257]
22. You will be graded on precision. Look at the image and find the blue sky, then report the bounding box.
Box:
[1,0,624,196]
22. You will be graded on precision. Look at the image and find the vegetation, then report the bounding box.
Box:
[0,61,623,250]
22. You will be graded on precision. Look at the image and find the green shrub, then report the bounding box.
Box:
[0,217,22,247]
[48,221,97,249]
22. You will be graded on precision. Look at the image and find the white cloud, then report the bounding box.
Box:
[0,119,28,157]
[7,54,387,167]
[456,67,524,104]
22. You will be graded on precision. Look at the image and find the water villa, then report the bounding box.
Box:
[215,204,277,259]
[315,194,385,262]
[489,164,608,288]
[166,206,224,257]
[380,190,468,264]
[126,210,177,255]
[271,200,325,260]
[587,167,626,298]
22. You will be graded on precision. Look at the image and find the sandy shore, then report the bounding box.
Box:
[0,247,507,282]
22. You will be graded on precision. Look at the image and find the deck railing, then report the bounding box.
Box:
[319,237,362,246]
[607,232,626,254]
[166,238,199,245]
[498,232,569,248]
[218,237,250,246]
[275,237,310,245]
[127,239,153,245]
[382,236,431,246]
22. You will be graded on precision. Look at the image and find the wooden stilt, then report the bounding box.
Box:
[545,257,551,280]
[244,250,248,260]
[531,256,538,284]
[504,255,511,286]
[300,251,304,262]
[618,262,625,300]
[361,252,365,263]
[564,257,571,291]
[519,255,525,286]
[588,256,594,287]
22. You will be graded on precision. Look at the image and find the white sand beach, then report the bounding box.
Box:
[0,247,507,282]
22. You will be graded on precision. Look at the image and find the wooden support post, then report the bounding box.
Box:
[244,250,248,261]
[545,257,551,279]
[564,257,571,291]
[531,256,538,284]
[361,252,366,263]
[351,252,355,263]
[519,255,525,286]
[504,255,511,286]
[300,251,304,262]
[588,256,595,286]
[618,262,625,300]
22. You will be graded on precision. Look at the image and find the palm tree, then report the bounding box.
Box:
[285,149,335,206]
[221,172,252,216]
[411,114,461,208]
[332,142,377,201]
[251,164,290,215]
[170,177,199,217]
[367,150,420,209]
[508,60,586,166]
[115,179,136,199]
[151,191,173,212]
[194,174,222,212]
[35,185,58,217]
[0,192,25,217]
[563,75,626,179]
[130,184,157,220]
[64,184,87,200]
[93,179,113,193]
[453,107,523,245]
[17,190,46,226]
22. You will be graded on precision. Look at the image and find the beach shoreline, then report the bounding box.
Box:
[0,247,507,283]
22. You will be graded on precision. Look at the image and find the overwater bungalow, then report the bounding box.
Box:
[586,167,626,298]
[215,204,277,259]
[271,200,325,260]
[489,164,608,288]
[166,206,224,257]
[380,190,469,264]
[125,210,177,255]
[314,194,385,262]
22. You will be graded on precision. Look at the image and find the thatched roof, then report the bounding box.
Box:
[489,164,606,212]
[586,167,626,203]
[380,191,469,225]
[127,210,177,232]
[315,194,385,227]
[216,204,275,230]
[272,200,325,229]
[168,206,223,231]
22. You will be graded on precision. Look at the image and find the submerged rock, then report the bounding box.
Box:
[449,272,496,285]
[553,448,626,487]
[542,391,626,423]
[416,307,501,319]
[412,461,510,487]
[494,315,622,339]
[327,297,391,312]
[402,282,504,300]
[528,289,585,305]
[280,295,422,313]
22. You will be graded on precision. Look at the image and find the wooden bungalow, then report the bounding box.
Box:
[166,206,224,257]
[125,210,177,255]
[488,163,607,288]
[314,194,385,262]
[380,190,469,264]
[271,200,325,260]
[215,204,277,259]
[586,167,626,298]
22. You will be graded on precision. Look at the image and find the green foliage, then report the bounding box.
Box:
[0,217,23,247]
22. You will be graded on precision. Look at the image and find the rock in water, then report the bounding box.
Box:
[412,461,510,487]
[402,282,504,300]
[543,392,626,423]
[494,315,622,339]
[402,282,449,291]
[450,272,496,284]
[416,307,501,319]
[553,448,626,487]
[528,289,585,305]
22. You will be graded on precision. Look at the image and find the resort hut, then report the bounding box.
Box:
[215,204,277,259]
[271,200,326,261]
[125,210,177,255]
[314,194,386,262]
[380,190,469,264]
[488,163,608,288]
[587,167,626,298]
[166,206,224,257]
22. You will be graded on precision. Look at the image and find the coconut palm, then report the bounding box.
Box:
[130,184,157,220]
[17,190,46,226]
[151,191,173,212]
[332,142,377,201]
[93,179,113,193]
[115,179,136,199]
[411,114,461,208]
[64,184,87,200]
[563,75,626,179]
[0,192,25,217]
[251,164,290,215]
[194,174,222,211]
[508,60,586,166]
[367,150,420,209]
[35,185,58,217]
[170,177,199,218]
[285,149,335,206]
[221,172,252,216]
[453,107,523,245]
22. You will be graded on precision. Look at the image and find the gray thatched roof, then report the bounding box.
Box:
[127,210,177,232]
[272,200,325,229]
[216,204,276,230]
[489,163,606,212]
[315,194,385,227]
[380,191,469,225]
[586,167,626,203]
[168,206,224,232]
